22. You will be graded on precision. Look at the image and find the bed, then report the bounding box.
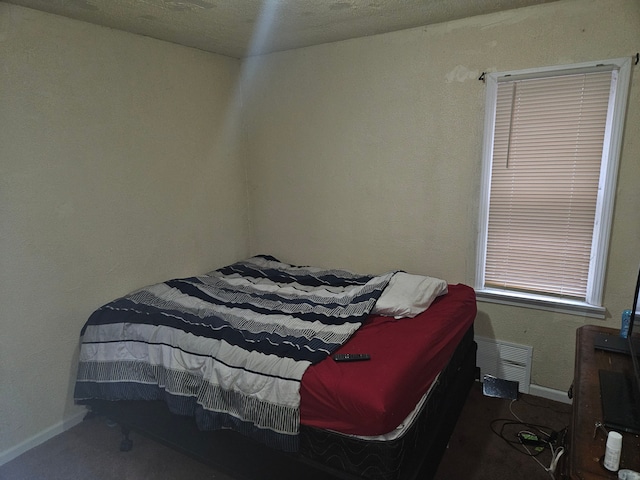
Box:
[74,255,477,480]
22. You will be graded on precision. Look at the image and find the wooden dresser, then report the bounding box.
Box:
[565,325,640,479]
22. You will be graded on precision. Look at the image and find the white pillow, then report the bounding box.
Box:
[372,272,448,319]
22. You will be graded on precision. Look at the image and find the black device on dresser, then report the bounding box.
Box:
[593,264,640,434]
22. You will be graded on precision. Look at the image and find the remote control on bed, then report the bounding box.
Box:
[332,353,371,362]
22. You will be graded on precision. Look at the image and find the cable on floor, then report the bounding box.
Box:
[490,399,568,479]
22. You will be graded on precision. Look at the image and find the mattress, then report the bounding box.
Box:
[300,283,477,436]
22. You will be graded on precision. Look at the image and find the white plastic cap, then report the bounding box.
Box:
[607,431,623,449]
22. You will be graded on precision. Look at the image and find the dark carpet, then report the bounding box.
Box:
[0,383,572,480]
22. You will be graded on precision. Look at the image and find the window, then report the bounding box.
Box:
[476,58,632,318]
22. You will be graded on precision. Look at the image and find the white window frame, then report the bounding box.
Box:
[475,57,632,318]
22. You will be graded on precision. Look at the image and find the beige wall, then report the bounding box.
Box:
[243,0,640,391]
[0,5,248,456]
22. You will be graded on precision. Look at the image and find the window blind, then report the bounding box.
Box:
[485,70,615,299]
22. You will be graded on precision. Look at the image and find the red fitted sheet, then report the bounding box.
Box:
[299,283,476,436]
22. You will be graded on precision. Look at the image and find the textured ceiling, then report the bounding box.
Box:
[5,0,559,58]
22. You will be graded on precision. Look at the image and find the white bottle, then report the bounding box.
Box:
[604,431,623,471]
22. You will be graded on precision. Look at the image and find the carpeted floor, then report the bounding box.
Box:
[435,383,571,479]
[0,383,572,480]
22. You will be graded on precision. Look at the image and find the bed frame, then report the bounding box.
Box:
[83,326,477,480]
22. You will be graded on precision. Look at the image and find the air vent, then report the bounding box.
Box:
[476,336,533,394]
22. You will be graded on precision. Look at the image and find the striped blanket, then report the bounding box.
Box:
[74,255,394,451]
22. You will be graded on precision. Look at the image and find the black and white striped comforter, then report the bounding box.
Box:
[74,255,394,451]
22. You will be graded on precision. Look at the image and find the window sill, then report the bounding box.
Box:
[475,288,606,319]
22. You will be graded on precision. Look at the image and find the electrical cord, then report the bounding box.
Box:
[490,399,568,479]
[489,419,551,455]
[521,436,564,478]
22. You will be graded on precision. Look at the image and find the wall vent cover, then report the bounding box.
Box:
[475,336,533,394]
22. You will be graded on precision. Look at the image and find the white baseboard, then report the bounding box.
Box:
[0,409,87,467]
[528,384,572,405]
